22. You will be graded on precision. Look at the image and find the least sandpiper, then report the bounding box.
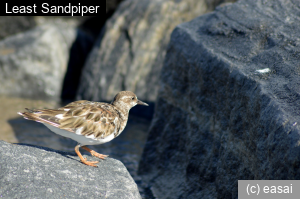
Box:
[18,91,148,167]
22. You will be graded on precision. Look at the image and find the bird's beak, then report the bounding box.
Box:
[137,100,149,106]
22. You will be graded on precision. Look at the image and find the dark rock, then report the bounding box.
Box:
[0,25,76,100]
[0,140,141,198]
[138,0,300,198]
[76,0,235,105]
[106,0,125,13]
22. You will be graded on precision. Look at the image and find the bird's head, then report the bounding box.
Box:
[111,91,148,112]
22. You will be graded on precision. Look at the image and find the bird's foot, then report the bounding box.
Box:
[81,146,109,160]
[90,151,109,160]
[81,157,99,167]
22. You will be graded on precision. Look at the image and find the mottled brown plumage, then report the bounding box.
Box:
[18,91,148,167]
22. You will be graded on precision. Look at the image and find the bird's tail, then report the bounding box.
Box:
[18,109,61,127]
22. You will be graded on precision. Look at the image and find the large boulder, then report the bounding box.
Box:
[0,24,76,100]
[0,16,106,101]
[0,140,141,198]
[76,0,235,103]
[138,0,300,198]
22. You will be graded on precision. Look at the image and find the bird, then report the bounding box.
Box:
[18,91,148,167]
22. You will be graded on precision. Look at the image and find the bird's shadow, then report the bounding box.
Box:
[9,117,76,148]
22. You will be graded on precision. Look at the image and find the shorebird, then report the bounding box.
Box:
[18,91,148,167]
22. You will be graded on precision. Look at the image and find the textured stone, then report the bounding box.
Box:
[0,24,76,100]
[0,17,36,40]
[0,140,141,199]
[76,0,235,103]
[138,0,300,198]
[0,16,88,41]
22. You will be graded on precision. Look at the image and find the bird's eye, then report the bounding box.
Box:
[132,97,135,100]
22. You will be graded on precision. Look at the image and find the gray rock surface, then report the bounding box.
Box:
[0,17,36,40]
[0,140,141,198]
[0,16,88,41]
[138,0,300,198]
[76,0,235,103]
[0,24,76,100]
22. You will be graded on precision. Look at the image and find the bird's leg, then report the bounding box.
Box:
[75,145,99,167]
[81,146,109,160]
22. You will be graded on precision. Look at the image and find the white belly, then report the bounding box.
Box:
[43,123,115,146]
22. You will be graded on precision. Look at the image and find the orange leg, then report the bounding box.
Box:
[81,146,109,160]
[75,145,99,167]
